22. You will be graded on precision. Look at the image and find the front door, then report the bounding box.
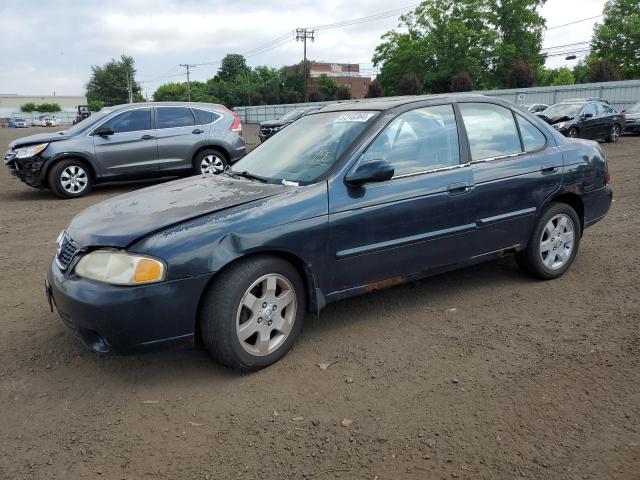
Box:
[328,104,477,292]
[92,107,158,175]
[457,102,563,255]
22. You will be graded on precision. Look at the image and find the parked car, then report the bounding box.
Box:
[526,103,548,113]
[8,116,29,128]
[4,102,246,198]
[622,102,640,134]
[258,106,322,142]
[32,115,59,127]
[536,99,624,142]
[45,95,612,370]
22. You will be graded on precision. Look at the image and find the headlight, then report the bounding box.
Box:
[75,250,166,286]
[15,143,49,159]
[554,122,566,129]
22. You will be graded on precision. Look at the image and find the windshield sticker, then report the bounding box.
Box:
[334,112,375,123]
[282,179,299,187]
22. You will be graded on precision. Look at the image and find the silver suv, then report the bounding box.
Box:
[4,102,246,198]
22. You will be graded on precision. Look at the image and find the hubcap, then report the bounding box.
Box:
[236,274,297,356]
[539,214,575,270]
[611,125,619,141]
[60,165,88,193]
[200,154,224,174]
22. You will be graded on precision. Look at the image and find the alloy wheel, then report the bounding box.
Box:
[200,154,225,174]
[60,165,88,194]
[611,125,620,142]
[235,273,297,356]
[539,214,575,270]
[568,129,578,138]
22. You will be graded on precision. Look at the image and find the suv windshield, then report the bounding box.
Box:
[542,103,584,118]
[232,111,377,184]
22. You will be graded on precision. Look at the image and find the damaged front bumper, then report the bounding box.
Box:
[4,152,46,188]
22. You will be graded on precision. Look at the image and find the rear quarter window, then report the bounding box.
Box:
[193,109,221,125]
[516,114,547,152]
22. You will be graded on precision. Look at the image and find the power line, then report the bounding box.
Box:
[545,14,602,31]
[306,4,419,30]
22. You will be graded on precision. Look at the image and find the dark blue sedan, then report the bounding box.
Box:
[46,95,613,370]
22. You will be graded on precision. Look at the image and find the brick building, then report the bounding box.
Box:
[284,62,372,99]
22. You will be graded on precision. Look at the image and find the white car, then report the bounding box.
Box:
[32,115,59,127]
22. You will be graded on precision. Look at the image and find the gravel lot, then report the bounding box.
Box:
[0,125,638,480]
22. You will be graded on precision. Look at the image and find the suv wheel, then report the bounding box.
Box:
[516,202,581,280]
[194,149,227,175]
[48,159,92,199]
[606,124,621,143]
[200,256,306,370]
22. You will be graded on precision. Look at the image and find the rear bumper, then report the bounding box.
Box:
[46,260,213,354]
[583,184,613,228]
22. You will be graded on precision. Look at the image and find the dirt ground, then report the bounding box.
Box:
[0,125,638,480]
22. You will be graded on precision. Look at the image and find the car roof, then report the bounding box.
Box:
[317,94,494,112]
[106,101,227,111]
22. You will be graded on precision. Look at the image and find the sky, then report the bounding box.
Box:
[0,0,607,97]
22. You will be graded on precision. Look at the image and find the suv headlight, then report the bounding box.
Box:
[15,143,49,159]
[75,250,166,286]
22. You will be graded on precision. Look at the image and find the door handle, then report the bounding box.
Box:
[192,128,204,134]
[541,164,558,174]
[140,134,155,140]
[447,182,472,196]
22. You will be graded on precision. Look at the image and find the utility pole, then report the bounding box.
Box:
[179,63,196,101]
[125,70,133,103]
[296,28,315,102]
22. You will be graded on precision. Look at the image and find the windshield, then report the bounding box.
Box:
[542,103,583,118]
[278,110,303,122]
[59,109,113,135]
[628,102,640,113]
[232,111,377,184]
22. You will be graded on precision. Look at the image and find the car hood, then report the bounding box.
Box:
[536,113,574,125]
[9,132,70,149]
[66,175,291,248]
[260,120,290,128]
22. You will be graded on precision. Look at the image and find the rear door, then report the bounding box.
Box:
[580,103,599,139]
[154,106,207,171]
[458,102,563,255]
[92,107,158,174]
[328,104,478,291]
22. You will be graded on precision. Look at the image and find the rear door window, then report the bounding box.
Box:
[100,108,152,133]
[459,103,522,160]
[516,114,547,152]
[363,104,460,176]
[157,107,196,129]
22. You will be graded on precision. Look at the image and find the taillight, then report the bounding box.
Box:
[230,114,242,132]
[605,169,612,185]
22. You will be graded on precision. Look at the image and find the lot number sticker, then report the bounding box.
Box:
[334,113,376,122]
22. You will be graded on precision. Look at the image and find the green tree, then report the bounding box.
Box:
[551,67,575,86]
[591,0,640,79]
[20,102,37,112]
[373,0,499,94]
[572,61,590,84]
[36,103,61,112]
[86,55,144,106]
[153,82,190,101]
[490,0,546,87]
[315,74,339,100]
[587,60,621,82]
[88,100,104,111]
[216,54,251,82]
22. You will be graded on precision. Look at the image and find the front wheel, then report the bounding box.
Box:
[567,127,578,139]
[516,203,581,280]
[48,159,92,198]
[606,124,621,143]
[200,256,306,370]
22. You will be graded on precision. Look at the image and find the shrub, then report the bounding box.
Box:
[20,103,37,113]
[506,61,535,88]
[397,73,423,95]
[365,80,383,98]
[450,70,474,92]
[336,85,351,100]
[37,103,62,112]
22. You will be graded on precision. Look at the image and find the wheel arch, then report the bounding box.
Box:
[192,144,230,167]
[546,191,585,233]
[41,154,97,188]
[193,250,322,347]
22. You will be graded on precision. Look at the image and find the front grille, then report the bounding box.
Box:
[56,233,80,270]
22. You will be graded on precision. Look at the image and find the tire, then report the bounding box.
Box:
[193,148,228,175]
[516,202,582,280]
[606,123,621,143]
[47,159,92,199]
[200,256,306,370]
[567,127,578,139]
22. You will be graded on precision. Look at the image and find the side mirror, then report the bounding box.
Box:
[583,113,593,119]
[622,109,627,113]
[345,159,394,187]
[93,127,114,136]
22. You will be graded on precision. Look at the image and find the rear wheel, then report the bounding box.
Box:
[194,148,227,175]
[200,256,306,370]
[516,202,581,280]
[606,124,621,143]
[48,159,92,199]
